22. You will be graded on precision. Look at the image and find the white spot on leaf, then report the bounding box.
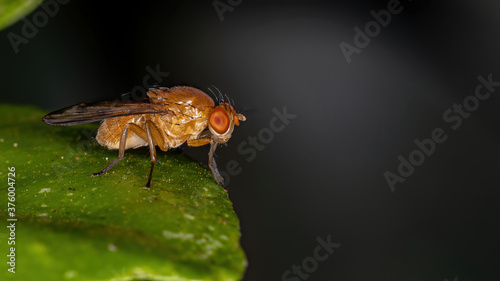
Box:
[162,230,194,241]
[64,270,76,279]
[107,244,117,252]
[183,213,195,220]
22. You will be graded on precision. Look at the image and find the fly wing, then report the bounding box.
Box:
[42,100,172,126]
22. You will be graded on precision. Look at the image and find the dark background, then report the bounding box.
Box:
[1,0,500,280]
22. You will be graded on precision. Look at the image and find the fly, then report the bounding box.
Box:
[42,86,246,188]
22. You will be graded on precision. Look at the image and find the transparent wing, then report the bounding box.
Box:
[42,100,172,126]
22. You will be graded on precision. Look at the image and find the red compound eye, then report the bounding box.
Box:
[209,108,230,134]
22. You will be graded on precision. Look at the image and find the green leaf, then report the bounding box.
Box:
[0,0,44,31]
[0,104,246,281]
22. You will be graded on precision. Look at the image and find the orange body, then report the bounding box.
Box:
[96,87,215,151]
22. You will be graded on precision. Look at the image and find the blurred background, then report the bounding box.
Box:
[1,0,500,280]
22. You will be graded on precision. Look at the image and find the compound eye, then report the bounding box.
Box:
[209,108,230,134]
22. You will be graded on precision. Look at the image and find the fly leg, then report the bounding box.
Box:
[144,120,168,189]
[92,123,147,177]
[186,131,212,147]
[208,140,224,187]
[187,135,224,186]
